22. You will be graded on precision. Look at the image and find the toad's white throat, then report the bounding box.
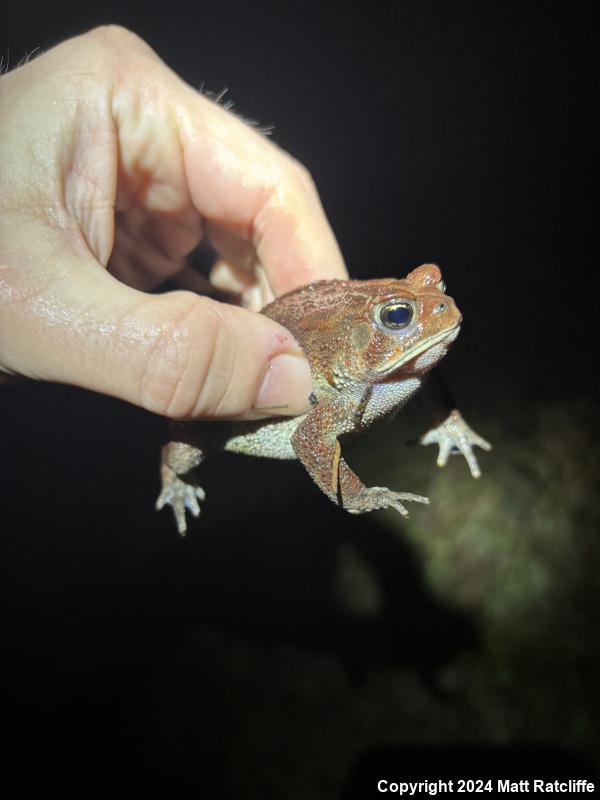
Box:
[377,323,461,376]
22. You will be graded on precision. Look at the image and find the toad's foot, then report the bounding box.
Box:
[347,487,429,517]
[156,468,206,536]
[419,409,492,479]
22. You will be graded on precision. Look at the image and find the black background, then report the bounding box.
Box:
[1,2,597,796]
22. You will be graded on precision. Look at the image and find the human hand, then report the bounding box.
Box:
[0,26,347,418]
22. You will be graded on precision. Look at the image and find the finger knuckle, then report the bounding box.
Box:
[78,25,156,63]
[288,158,317,193]
[85,24,139,47]
[192,303,252,419]
[139,294,214,419]
[138,295,251,420]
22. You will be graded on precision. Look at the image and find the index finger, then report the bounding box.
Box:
[172,88,349,294]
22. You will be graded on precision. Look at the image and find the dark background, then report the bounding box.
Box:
[1,2,598,796]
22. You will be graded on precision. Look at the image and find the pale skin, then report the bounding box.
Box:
[0,25,348,419]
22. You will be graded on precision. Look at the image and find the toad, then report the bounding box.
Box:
[156,263,490,533]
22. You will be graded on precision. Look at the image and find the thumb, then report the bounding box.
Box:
[0,246,313,419]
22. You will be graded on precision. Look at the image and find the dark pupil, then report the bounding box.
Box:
[383,304,411,327]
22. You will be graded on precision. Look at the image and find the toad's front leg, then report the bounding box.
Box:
[420,372,491,478]
[419,409,492,478]
[291,397,428,517]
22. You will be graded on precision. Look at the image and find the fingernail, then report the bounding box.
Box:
[254,354,313,417]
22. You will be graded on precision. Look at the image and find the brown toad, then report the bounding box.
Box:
[156,263,490,533]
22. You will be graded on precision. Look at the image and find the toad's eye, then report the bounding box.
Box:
[379,302,413,329]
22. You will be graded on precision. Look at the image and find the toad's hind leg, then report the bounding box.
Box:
[338,458,428,516]
[291,398,429,516]
[156,441,205,535]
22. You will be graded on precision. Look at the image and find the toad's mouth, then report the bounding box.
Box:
[377,322,461,377]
